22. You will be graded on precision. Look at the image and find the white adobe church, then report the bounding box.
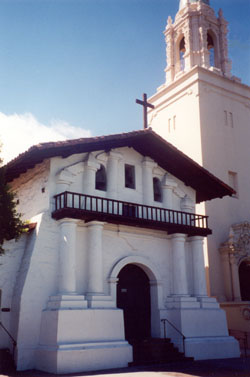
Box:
[0,0,248,373]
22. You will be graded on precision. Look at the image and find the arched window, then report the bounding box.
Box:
[95,164,107,191]
[239,259,250,301]
[207,32,215,67]
[179,37,186,71]
[153,178,162,202]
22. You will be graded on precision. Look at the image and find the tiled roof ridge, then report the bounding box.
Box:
[4,127,235,203]
[6,128,152,167]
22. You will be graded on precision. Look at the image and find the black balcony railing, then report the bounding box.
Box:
[52,191,211,236]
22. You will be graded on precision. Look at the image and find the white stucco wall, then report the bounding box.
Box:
[50,146,196,211]
[0,235,27,349]
[11,160,50,222]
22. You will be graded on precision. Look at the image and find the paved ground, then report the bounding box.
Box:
[1,358,250,377]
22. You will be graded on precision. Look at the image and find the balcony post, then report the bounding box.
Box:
[107,151,123,199]
[83,152,100,195]
[162,174,177,210]
[190,236,208,297]
[172,233,189,295]
[142,157,156,205]
[86,221,105,295]
[58,218,78,294]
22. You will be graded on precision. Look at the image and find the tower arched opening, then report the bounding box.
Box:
[207,31,218,68]
[179,36,186,71]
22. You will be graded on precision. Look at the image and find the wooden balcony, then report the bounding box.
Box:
[52,191,212,237]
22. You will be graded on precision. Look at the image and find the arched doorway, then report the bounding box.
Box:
[117,264,151,341]
[239,259,250,301]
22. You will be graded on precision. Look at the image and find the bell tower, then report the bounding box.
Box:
[148,0,250,330]
[165,0,231,85]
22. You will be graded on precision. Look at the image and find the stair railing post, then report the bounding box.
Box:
[161,319,167,340]
[161,318,186,354]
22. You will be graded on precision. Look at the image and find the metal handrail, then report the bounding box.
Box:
[161,318,186,354]
[0,321,17,355]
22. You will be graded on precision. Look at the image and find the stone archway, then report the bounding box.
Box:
[109,256,163,338]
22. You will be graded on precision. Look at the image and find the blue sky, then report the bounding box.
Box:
[0,0,249,162]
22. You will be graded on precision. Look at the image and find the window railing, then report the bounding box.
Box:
[52,191,210,235]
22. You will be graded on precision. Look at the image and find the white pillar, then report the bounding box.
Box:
[56,169,75,194]
[229,254,241,302]
[58,218,78,294]
[142,157,156,205]
[172,233,189,296]
[87,221,105,295]
[162,174,177,210]
[106,151,122,199]
[190,236,208,297]
[83,152,100,195]
[180,195,195,213]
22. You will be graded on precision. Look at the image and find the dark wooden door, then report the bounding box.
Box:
[117,264,151,341]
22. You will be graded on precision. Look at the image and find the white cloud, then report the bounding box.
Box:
[0,112,91,164]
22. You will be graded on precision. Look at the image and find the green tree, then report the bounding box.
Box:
[0,153,24,253]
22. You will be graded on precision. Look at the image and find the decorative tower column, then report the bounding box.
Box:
[142,157,156,205]
[172,233,189,296]
[106,151,122,199]
[218,9,232,77]
[165,16,175,85]
[190,236,208,297]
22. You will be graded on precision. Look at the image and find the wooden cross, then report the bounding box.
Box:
[136,93,155,129]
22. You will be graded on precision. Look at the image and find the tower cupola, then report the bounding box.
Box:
[164,1,232,85]
[179,0,210,10]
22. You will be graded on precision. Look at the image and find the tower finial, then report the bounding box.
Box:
[179,0,210,10]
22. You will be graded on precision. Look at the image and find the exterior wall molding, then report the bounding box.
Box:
[220,222,250,302]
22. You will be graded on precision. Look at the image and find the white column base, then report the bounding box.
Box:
[35,307,132,374]
[46,295,88,309]
[197,296,220,309]
[36,341,132,374]
[185,336,240,360]
[161,303,240,359]
[86,293,116,308]
[165,296,200,309]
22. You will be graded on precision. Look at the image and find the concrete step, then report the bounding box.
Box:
[0,348,15,373]
[129,338,194,365]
